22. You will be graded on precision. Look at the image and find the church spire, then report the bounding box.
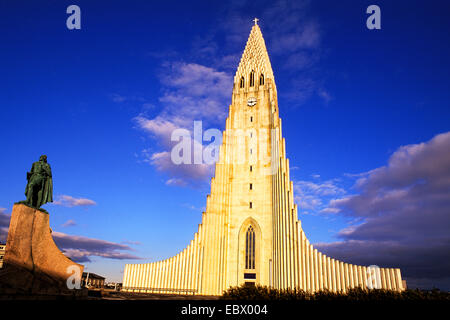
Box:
[234,20,274,88]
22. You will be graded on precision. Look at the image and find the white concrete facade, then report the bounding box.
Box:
[122,23,404,295]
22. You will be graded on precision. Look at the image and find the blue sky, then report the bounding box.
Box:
[0,0,449,289]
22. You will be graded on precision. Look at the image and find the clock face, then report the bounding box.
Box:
[247,97,257,107]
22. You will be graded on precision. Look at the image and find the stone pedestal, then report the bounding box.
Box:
[0,204,84,296]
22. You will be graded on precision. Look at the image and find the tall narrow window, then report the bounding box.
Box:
[250,116,253,122]
[249,183,253,190]
[245,226,255,269]
[259,73,264,85]
[249,202,252,208]
[240,76,245,88]
[250,165,252,172]
[250,70,255,87]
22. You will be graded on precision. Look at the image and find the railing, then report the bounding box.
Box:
[122,287,197,295]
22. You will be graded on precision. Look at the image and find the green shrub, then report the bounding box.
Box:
[221,284,450,301]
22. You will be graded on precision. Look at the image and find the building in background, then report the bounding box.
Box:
[82,272,105,289]
[105,282,122,291]
[123,21,404,296]
[0,243,5,269]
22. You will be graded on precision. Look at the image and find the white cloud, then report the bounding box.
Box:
[143,149,213,186]
[317,89,332,104]
[62,219,77,227]
[317,132,450,289]
[320,207,340,214]
[293,179,346,214]
[53,195,96,207]
[111,93,126,103]
[135,62,232,186]
[52,231,142,263]
[166,178,186,186]
[0,208,10,242]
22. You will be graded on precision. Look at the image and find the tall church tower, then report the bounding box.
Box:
[123,21,404,295]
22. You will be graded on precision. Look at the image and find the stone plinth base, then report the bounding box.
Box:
[0,204,84,295]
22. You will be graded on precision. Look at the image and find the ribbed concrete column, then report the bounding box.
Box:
[134,264,139,291]
[295,224,301,290]
[148,262,155,292]
[355,265,360,288]
[380,267,387,289]
[134,265,139,292]
[166,259,172,292]
[159,261,165,293]
[138,264,143,292]
[390,268,397,291]
[168,258,175,291]
[203,213,211,294]
[184,247,189,293]
[353,265,359,288]
[158,261,162,292]
[314,249,319,292]
[130,265,136,291]
[128,265,133,291]
[305,241,310,291]
[330,259,335,292]
[282,170,290,288]
[357,266,363,288]
[301,231,306,291]
[188,242,194,292]
[198,246,204,293]
[320,253,325,290]
[150,262,155,292]
[184,248,189,292]
[280,170,287,289]
[137,264,143,292]
[340,262,345,293]
[348,264,354,288]
[326,257,332,292]
[123,264,129,290]
[142,264,146,291]
[192,238,199,293]
[292,208,299,289]
[143,263,149,292]
[395,268,403,291]
[331,259,339,292]
[385,268,392,290]
[273,169,279,289]
[345,264,350,290]
[152,261,158,290]
[180,250,187,292]
[173,253,180,292]
[176,253,182,290]
[362,266,367,289]
[310,244,315,291]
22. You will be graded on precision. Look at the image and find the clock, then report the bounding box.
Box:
[247,97,257,107]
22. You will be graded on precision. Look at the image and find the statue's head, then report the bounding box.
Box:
[39,155,47,163]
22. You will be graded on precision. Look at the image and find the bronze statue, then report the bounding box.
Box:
[20,155,53,210]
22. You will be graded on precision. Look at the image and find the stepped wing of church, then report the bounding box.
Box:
[123,23,404,295]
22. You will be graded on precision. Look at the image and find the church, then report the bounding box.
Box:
[122,21,404,295]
